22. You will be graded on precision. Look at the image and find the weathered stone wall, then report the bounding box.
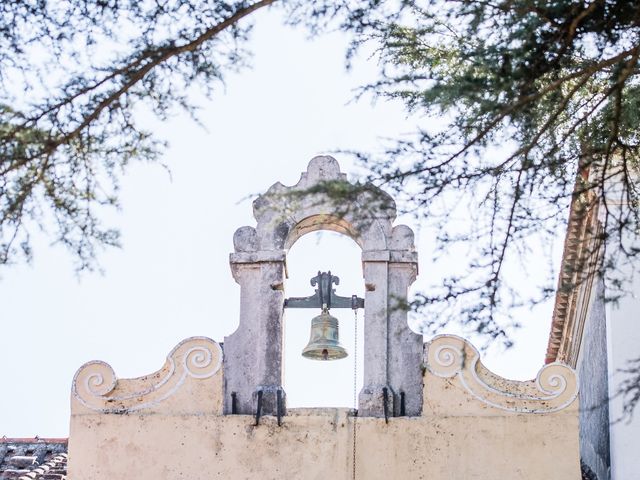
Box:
[577,278,610,480]
[68,335,581,480]
[69,409,578,480]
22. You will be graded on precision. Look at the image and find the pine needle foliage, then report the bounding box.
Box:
[0,0,277,269]
[341,0,640,341]
[1,0,639,345]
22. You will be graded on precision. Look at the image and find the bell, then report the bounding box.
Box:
[302,309,348,360]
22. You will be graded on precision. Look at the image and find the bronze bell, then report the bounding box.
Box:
[302,308,348,360]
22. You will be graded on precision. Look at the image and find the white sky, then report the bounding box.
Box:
[0,8,556,437]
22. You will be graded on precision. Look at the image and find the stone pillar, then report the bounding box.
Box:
[223,227,286,415]
[388,226,422,417]
[359,257,392,416]
[359,226,422,417]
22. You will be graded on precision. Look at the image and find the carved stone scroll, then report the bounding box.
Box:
[72,337,222,414]
[424,334,579,414]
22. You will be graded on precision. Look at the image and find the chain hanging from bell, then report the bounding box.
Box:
[302,306,348,361]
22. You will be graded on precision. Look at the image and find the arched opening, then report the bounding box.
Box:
[284,230,364,408]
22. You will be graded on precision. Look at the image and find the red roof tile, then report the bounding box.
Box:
[0,439,67,480]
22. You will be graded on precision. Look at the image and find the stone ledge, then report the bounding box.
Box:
[362,250,418,263]
[229,250,287,264]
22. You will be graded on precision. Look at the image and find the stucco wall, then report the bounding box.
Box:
[606,269,640,480]
[68,335,581,480]
[577,277,610,480]
[69,408,578,480]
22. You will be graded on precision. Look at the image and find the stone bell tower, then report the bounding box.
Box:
[223,155,422,418]
[68,155,582,480]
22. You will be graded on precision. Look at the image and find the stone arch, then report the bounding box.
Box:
[283,214,363,249]
[252,156,395,252]
[281,228,362,408]
[224,156,422,417]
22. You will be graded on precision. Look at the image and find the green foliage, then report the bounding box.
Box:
[0,0,277,269]
[0,0,396,269]
[342,0,640,340]
[1,0,639,344]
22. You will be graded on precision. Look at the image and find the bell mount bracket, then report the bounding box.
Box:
[283,271,364,311]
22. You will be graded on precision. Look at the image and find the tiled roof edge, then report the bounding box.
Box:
[545,169,602,365]
[16,453,68,480]
[0,438,67,444]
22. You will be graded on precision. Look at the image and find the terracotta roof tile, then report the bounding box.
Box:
[545,169,602,365]
[0,439,67,480]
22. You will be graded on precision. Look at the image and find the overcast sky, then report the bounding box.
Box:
[0,8,557,437]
